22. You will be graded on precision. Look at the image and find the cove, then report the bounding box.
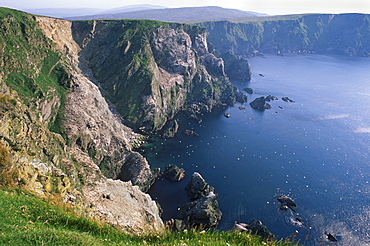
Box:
[145,54,370,246]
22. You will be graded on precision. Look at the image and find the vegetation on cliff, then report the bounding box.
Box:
[73,19,242,136]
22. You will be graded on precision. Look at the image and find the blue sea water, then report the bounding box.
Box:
[146,54,370,245]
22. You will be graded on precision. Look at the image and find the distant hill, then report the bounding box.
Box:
[24,8,104,18]
[98,4,166,15]
[67,6,268,23]
[23,4,166,19]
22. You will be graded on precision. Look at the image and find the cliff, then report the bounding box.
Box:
[199,13,370,57]
[0,8,163,233]
[72,20,245,136]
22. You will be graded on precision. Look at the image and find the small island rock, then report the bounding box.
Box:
[282,97,295,102]
[250,96,271,110]
[162,164,185,182]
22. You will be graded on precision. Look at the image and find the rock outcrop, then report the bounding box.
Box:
[185,172,215,200]
[250,96,271,110]
[162,164,185,182]
[179,172,221,228]
[178,192,222,228]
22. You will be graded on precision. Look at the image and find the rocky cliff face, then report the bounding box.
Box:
[1,9,163,233]
[200,13,370,57]
[72,20,243,136]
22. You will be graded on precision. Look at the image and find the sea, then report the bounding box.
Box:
[145,54,370,245]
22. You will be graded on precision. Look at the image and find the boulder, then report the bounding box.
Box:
[277,195,297,212]
[265,95,278,101]
[162,164,185,182]
[178,192,222,228]
[234,88,248,103]
[243,88,253,94]
[282,97,295,102]
[250,97,271,110]
[232,220,275,239]
[185,172,215,200]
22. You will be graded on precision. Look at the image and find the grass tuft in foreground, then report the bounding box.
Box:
[0,186,299,245]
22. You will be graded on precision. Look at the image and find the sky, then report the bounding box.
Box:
[1,0,370,15]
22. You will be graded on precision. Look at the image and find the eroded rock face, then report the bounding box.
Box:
[83,178,164,233]
[29,16,164,232]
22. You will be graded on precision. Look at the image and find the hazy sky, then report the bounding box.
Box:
[1,0,370,15]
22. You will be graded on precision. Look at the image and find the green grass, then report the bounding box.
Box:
[0,7,69,134]
[0,186,299,246]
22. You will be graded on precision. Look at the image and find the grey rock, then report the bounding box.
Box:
[185,172,214,200]
[247,219,275,239]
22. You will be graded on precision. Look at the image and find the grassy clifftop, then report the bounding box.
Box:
[0,187,298,245]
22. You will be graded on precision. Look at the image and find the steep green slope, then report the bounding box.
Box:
[0,8,79,195]
[199,13,370,57]
[0,8,71,132]
[73,20,244,136]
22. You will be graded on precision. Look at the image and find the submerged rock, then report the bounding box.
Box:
[185,172,215,200]
[162,164,185,182]
[184,129,199,137]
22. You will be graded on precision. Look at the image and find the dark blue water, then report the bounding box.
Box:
[146,54,370,245]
